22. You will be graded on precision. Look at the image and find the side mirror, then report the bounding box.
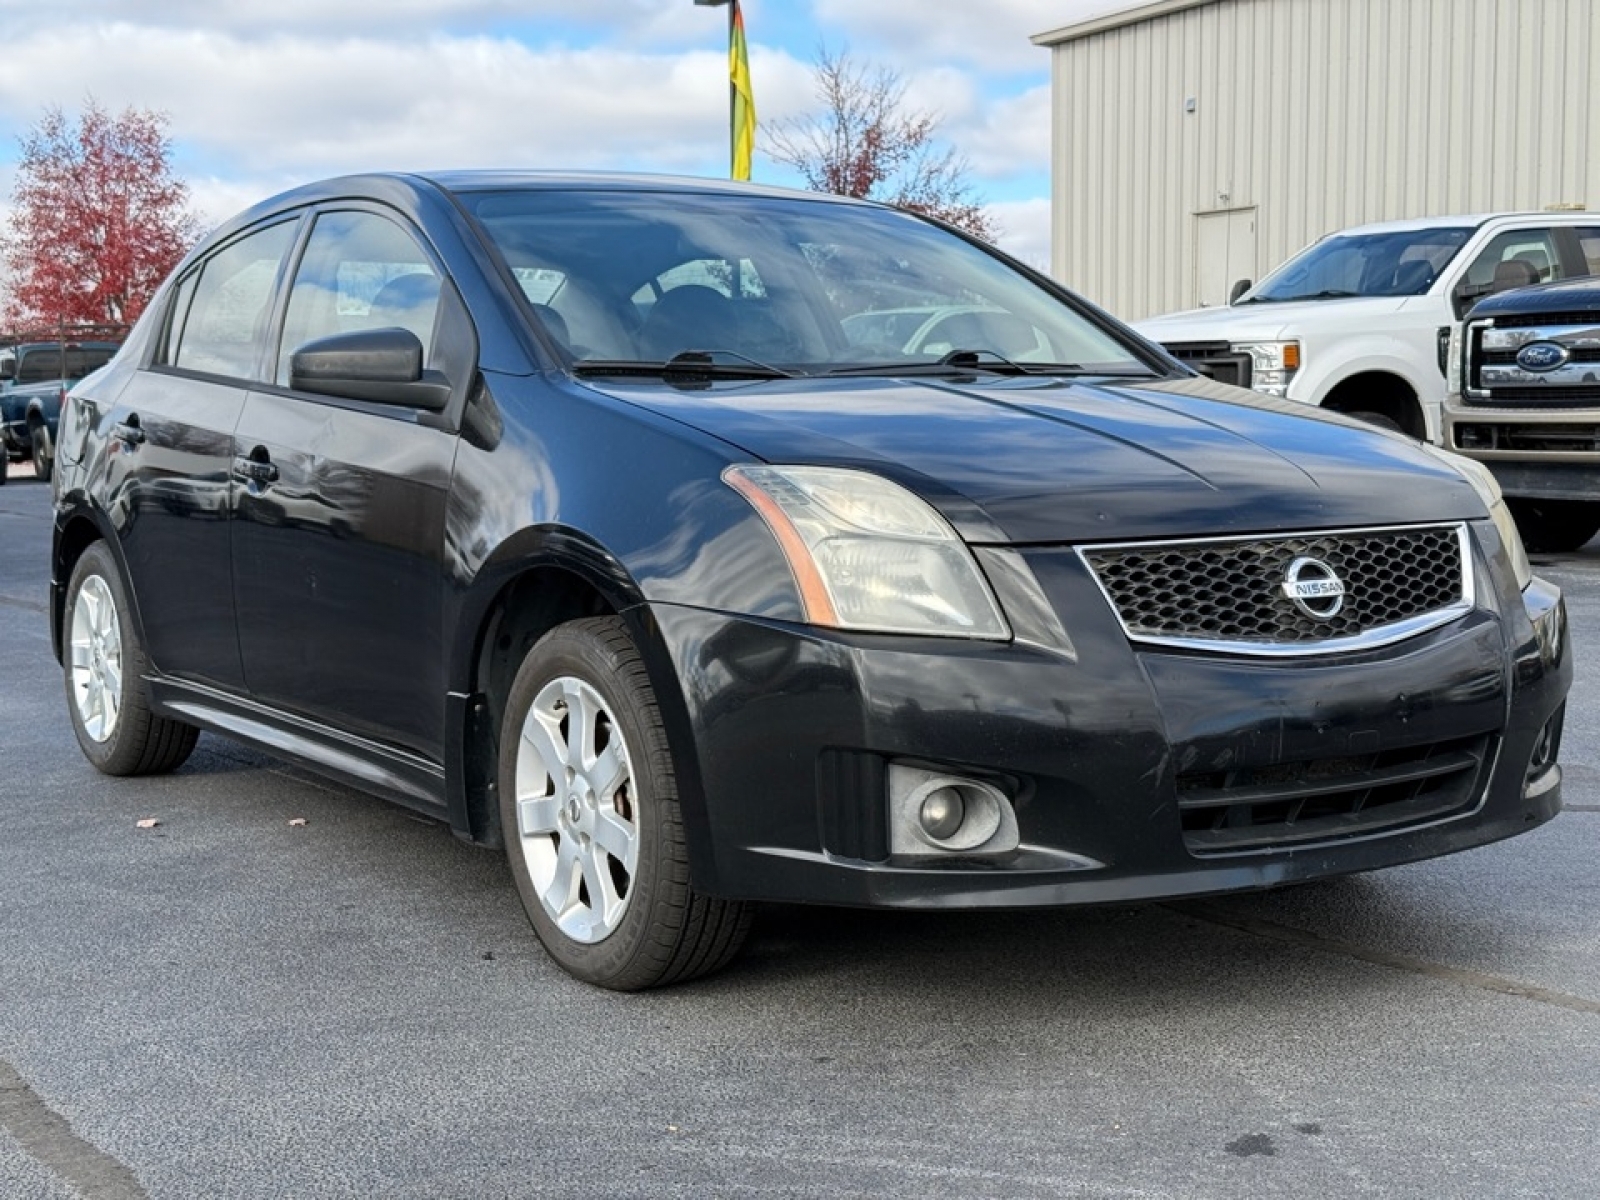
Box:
[289,328,452,410]
[1228,278,1253,304]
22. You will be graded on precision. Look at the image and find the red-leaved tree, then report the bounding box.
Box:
[4,99,199,327]
[765,49,997,241]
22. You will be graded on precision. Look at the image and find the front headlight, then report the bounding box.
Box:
[1235,340,1301,397]
[724,465,1010,639]
[1424,445,1533,589]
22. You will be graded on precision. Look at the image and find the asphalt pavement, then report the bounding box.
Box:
[2,463,1597,1198]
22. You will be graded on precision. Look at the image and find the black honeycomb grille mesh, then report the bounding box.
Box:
[1084,526,1465,646]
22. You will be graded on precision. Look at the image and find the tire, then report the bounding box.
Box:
[29,421,53,483]
[64,541,199,776]
[1346,410,1406,434]
[1507,498,1600,554]
[498,616,752,990]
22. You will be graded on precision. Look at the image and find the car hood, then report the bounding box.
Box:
[577,373,1482,544]
[1135,296,1412,342]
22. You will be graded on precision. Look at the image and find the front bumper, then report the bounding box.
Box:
[648,523,1569,908]
[1444,402,1600,500]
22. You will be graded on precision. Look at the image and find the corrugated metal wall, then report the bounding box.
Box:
[1046,0,1600,320]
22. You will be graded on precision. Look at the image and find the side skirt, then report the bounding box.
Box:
[146,676,451,821]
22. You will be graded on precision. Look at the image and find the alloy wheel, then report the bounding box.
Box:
[511,675,639,943]
[69,574,123,742]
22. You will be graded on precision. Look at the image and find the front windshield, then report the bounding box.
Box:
[461,188,1148,375]
[1242,227,1473,304]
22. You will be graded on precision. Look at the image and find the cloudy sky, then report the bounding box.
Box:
[0,0,1122,270]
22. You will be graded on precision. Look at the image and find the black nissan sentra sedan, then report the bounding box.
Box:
[50,172,1569,989]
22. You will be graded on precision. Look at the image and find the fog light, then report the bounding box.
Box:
[887,765,1019,855]
[919,787,966,840]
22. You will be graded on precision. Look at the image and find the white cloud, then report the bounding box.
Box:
[0,22,816,227]
[989,197,1051,272]
[811,0,1114,73]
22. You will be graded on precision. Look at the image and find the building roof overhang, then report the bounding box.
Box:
[1032,0,1223,47]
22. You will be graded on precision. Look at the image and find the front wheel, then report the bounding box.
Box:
[498,616,752,990]
[64,541,199,775]
[1345,410,1406,435]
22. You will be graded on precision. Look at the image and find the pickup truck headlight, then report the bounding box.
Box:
[725,465,1010,640]
[1424,446,1532,589]
[1235,340,1301,397]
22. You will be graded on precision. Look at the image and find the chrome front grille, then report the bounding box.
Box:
[1081,524,1472,656]
[1466,319,1600,407]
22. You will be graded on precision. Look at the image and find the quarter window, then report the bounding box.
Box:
[1574,228,1600,277]
[276,210,441,388]
[171,220,298,379]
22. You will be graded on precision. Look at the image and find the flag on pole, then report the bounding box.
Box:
[729,0,756,180]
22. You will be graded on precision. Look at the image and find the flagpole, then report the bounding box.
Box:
[694,0,742,179]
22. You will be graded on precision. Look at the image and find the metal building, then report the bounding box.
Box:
[1032,0,1600,321]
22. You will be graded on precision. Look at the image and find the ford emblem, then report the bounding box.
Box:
[1515,340,1571,373]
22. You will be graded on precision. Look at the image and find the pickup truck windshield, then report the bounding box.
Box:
[1241,228,1473,303]
[11,345,118,385]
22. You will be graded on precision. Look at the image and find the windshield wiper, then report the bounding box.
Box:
[572,349,797,380]
[1264,289,1363,302]
[824,349,1088,378]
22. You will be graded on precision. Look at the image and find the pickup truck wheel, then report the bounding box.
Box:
[1508,499,1600,554]
[29,421,52,483]
[64,542,199,775]
[1346,411,1405,434]
[498,616,752,990]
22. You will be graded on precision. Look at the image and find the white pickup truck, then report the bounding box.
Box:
[1135,212,1600,442]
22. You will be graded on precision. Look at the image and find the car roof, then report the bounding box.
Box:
[1327,211,1593,237]
[254,170,874,213]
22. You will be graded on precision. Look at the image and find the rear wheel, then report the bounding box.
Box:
[498,616,752,990]
[64,542,199,775]
[1507,498,1600,554]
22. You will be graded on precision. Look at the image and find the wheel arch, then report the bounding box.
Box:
[1319,368,1429,439]
[444,530,720,891]
[51,504,138,666]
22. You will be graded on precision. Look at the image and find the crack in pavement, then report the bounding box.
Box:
[1173,901,1600,1018]
[0,1060,149,1199]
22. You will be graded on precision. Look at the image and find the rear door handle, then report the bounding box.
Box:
[112,416,146,446]
[232,455,279,484]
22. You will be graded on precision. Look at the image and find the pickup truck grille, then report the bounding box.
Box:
[1081,524,1471,656]
[1463,319,1600,407]
[1160,341,1253,389]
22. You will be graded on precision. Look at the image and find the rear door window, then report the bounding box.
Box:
[170,220,299,380]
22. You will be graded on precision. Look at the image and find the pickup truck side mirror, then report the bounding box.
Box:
[289,328,452,411]
[1229,279,1253,305]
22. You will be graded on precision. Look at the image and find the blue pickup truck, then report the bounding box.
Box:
[0,330,124,485]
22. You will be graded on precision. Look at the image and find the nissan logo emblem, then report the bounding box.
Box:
[1282,556,1346,620]
[1514,340,1571,373]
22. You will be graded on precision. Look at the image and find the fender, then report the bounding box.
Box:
[49,490,146,667]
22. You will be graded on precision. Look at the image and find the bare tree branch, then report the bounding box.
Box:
[764,47,998,242]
